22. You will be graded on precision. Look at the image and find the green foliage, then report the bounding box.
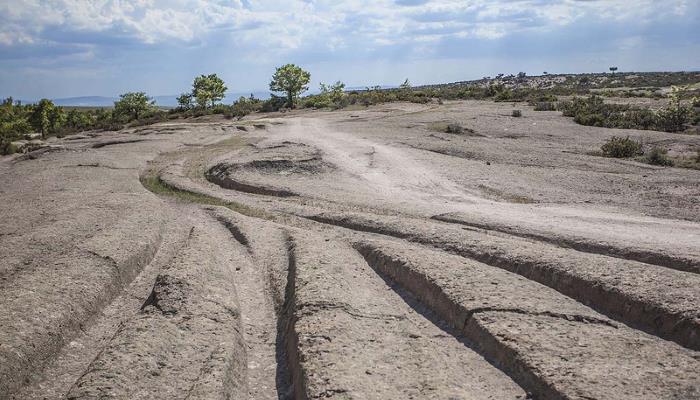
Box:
[445,123,464,134]
[260,95,288,112]
[229,96,262,120]
[601,136,642,158]
[177,93,194,110]
[29,99,66,138]
[654,86,691,132]
[644,146,673,166]
[305,81,347,109]
[558,95,682,131]
[270,64,311,108]
[533,101,557,111]
[114,92,155,122]
[192,74,227,108]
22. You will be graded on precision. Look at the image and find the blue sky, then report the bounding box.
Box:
[1,0,699,99]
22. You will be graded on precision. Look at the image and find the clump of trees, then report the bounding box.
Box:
[0,91,166,155]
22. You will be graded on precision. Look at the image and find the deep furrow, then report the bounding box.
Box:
[302,212,700,350]
[12,220,191,400]
[213,211,290,400]
[354,239,700,400]
[432,213,700,275]
[63,211,248,399]
[284,232,526,399]
[0,207,167,397]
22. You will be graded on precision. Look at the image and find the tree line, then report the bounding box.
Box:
[4,65,698,155]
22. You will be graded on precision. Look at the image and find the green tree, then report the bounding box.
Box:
[114,92,154,121]
[609,66,618,74]
[192,74,227,108]
[399,79,411,90]
[177,93,193,110]
[30,99,57,139]
[269,64,311,108]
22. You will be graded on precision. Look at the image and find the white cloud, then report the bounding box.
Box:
[0,0,694,54]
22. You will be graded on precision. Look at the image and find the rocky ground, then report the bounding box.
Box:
[1,100,699,399]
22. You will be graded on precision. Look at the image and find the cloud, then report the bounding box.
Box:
[0,0,698,98]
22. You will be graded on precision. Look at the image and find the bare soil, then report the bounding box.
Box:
[1,100,699,399]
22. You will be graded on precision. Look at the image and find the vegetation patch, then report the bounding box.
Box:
[429,122,478,136]
[559,88,698,133]
[601,136,643,158]
[477,184,536,204]
[644,146,673,166]
[140,172,271,220]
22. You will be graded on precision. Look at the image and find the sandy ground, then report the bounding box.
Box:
[1,100,699,399]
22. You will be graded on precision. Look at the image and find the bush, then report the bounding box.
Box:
[533,102,556,111]
[445,123,464,134]
[512,109,522,117]
[655,86,691,132]
[0,139,17,155]
[229,96,262,120]
[645,146,673,166]
[601,136,642,158]
[260,95,288,112]
[560,94,691,132]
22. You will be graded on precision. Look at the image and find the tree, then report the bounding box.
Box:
[609,66,618,74]
[114,92,154,121]
[177,93,193,110]
[269,64,311,108]
[399,79,411,90]
[29,99,66,139]
[192,74,227,108]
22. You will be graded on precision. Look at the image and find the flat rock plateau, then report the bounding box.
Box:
[1,100,699,400]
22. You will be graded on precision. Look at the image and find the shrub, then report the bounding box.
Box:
[644,146,673,166]
[260,95,288,112]
[560,94,690,132]
[692,96,700,108]
[445,123,464,134]
[655,86,691,132]
[0,139,17,155]
[601,136,642,158]
[533,101,556,111]
[512,109,522,117]
[229,96,262,120]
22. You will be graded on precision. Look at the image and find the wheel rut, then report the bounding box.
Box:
[301,211,700,351]
[213,209,292,399]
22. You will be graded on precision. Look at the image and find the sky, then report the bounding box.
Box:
[1,0,699,100]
